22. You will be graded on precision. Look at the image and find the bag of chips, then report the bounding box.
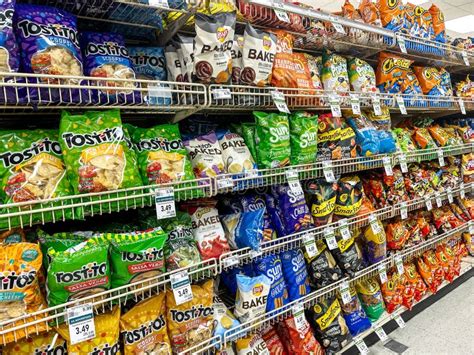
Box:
[241,122,258,162]
[3,331,66,354]
[416,256,437,294]
[386,219,410,250]
[222,208,264,251]
[271,30,297,88]
[424,250,444,289]
[332,234,365,277]
[304,179,338,227]
[120,293,171,354]
[280,249,311,301]
[0,0,18,75]
[334,176,364,219]
[254,111,291,169]
[339,285,372,336]
[321,50,350,93]
[305,239,343,288]
[166,279,214,353]
[378,0,404,31]
[241,193,276,242]
[217,130,257,174]
[361,218,387,264]
[234,273,271,322]
[376,52,413,94]
[429,4,446,43]
[317,113,342,161]
[413,127,438,149]
[262,325,288,355]
[359,0,382,26]
[304,53,324,91]
[254,254,289,312]
[404,262,427,305]
[184,131,225,178]
[356,277,386,322]
[381,271,404,313]
[393,127,417,152]
[347,57,378,93]
[289,111,318,165]
[339,122,357,159]
[213,297,240,346]
[277,315,324,355]
[236,333,269,354]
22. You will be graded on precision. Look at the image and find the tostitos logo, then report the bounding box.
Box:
[263,35,272,51]
[217,27,229,43]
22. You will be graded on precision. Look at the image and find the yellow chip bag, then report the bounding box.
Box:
[57,306,121,354]
[166,279,215,353]
[3,331,67,354]
[120,293,171,354]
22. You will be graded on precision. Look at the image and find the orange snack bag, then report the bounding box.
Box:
[416,257,437,294]
[359,0,381,25]
[429,4,446,43]
[403,262,427,306]
[376,52,413,94]
[271,30,297,88]
[293,52,315,91]
[377,0,404,31]
[423,250,444,289]
[413,66,441,94]
[381,271,404,313]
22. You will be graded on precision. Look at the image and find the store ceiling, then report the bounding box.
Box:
[299,0,474,38]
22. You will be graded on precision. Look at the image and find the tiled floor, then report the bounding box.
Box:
[369,277,473,355]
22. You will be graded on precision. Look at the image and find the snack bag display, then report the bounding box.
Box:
[254,254,289,312]
[304,179,338,227]
[193,12,236,84]
[213,298,240,345]
[166,279,214,353]
[332,234,365,277]
[120,293,171,354]
[3,331,67,354]
[217,130,257,174]
[347,57,378,93]
[254,111,290,169]
[429,4,446,43]
[376,52,412,94]
[241,122,258,162]
[59,109,142,194]
[58,306,120,354]
[234,274,271,322]
[377,0,404,31]
[339,285,371,336]
[356,277,386,322]
[271,30,297,88]
[305,239,343,288]
[231,34,244,84]
[222,208,264,251]
[47,238,110,307]
[236,333,269,354]
[271,184,312,234]
[334,176,363,219]
[277,315,324,355]
[280,249,311,301]
[184,131,225,178]
[289,111,318,165]
[321,50,350,93]
[107,229,167,288]
[381,271,404,313]
[317,113,342,161]
[262,325,288,355]
[308,297,351,353]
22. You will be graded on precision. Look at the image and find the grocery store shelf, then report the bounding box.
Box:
[0,258,217,345]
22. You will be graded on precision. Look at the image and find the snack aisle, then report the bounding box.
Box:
[0,0,473,354]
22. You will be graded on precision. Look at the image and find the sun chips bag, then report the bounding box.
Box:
[289,111,318,165]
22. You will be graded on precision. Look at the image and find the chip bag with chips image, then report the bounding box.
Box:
[356,277,386,322]
[120,292,171,354]
[235,274,271,323]
[184,131,225,178]
[3,331,67,355]
[236,333,269,355]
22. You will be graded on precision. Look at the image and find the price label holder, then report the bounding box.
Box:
[378,264,388,284]
[437,149,445,167]
[328,15,345,34]
[393,314,406,328]
[338,219,351,241]
[286,169,303,197]
[436,195,443,208]
[222,256,239,268]
[148,84,172,101]
[245,169,259,179]
[458,98,466,115]
[339,281,351,305]
[292,303,306,333]
[67,303,96,345]
[469,222,474,236]
[355,338,370,355]
[460,183,466,199]
[462,51,470,66]
[447,187,454,204]
[274,8,290,22]
[155,187,176,220]
[217,176,234,190]
[383,156,393,176]
[303,233,318,259]
[397,34,407,54]
[212,88,232,100]
[325,227,338,250]
[371,96,382,116]
[350,93,361,115]
[271,90,290,114]
[369,214,382,234]
[322,160,336,182]
[375,326,388,342]
[394,254,404,275]
[149,0,169,7]
[398,153,408,173]
[329,94,342,117]
[425,196,433,211]
[396,95,407,115]
[400,202,408,220]
[170,270,193,305]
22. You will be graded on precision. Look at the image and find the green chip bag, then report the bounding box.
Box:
[0,129,76,229]
[356,277,386,322]
[254,111,290,169]
[241,122,257,162]
[47,238,110,307]
[59,109,142,194]
[106,228,167,289]
[289,112,318,165]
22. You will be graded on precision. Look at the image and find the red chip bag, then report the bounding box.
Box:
[277,315,324,355]
[443,243,459,278]
[404,262,427,306]
[262,325,288,355]
[381,271,404,313]
[423,250,444,288]
[416,257,437,294]
[386,220,410,250]
[435,244,454,282]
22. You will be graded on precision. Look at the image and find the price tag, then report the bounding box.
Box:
[170,270,193,305]
[274,9,290,23]
[369,214,382,234]
[292,303,306,333]
[437,149,445,167]
[303,233,318,259]
[350,93,361,115]
[394,315,406,328]
[447,187,454,204]
[271,90,290,114]
[212,88,232,100]
[460,183,466,199]
[329,94,342,117]
[398,153,408,173]
[67,304,96,345]
[222,256,239,268]
[149,0,169,8]
[286,170,304,197]
[372,96,382,116]
[462,51,470,66]
[436,195,443,208]
[397,35,407,53]
[355,338,369,355]
[458,98,466,115]
[425,196,433,211]
[148,84,172,101]
[322,160,336,182]
[217,177,234,190]
[339,281,351,304]
[325,227,338,250]
[400,202,408,220]
[383,156,393,176]
[271,0,285,8]
[375,326,388,342]
[396,95,407,115]
[378,263,388,284]
[245,169,259,179]
[155,188,176,220]
[332,22,345,34]
[249,250,263,258]
[469,222,474,235]
[395,255,404,275]
[338,219,352,241]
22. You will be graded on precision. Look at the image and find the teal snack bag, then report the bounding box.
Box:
[254,111,290,169]
[107,228,167,288]
[289,112,318,165]
[241,122,257,162]
[47,238,110,307]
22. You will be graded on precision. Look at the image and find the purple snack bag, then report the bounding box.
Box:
[241,193,276,242]
[14,4,85,104]
[264,193,286,238]
[183,131,225,179]
[80,31,141,105]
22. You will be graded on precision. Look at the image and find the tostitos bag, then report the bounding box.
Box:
[3,331,66,354]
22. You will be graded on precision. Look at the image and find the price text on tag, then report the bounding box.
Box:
[212,88,232,100]
[329,94,342,117]
[458,98,466,115]
[369,214,382,234]
[394,315,406,328]
[395,255,404,275]
[292,303,306,333]
[437,149,445,167]
[372,96,382,116]
[339,281,351,304]
[223,256,239,268]
[322,160,336,182]
[375,327,388,342]
[383,156,393,176]
[217,177,234,190]
[350,94,361,115]
[436,195,443,208]
[396,95,407,115]
[461,51,470,66]
[378,264,388,284]
[325,227,338,250]
[149,0,169,7]
[274,9,290,23]
[398,153,408,173]
[425,196,433,211]
[460,183,465,199]
[469,222,474,235]
[170,271,193,305]
[271,90,290,114]
[447,188,453,204]
[338,219,351,240]
[397,35,407,53]
[355,338,369,355]
[67,304,96,345]
[155,188,176,220]
[400,202,408,220]
[303,233,318,259]
[286,170,304,196]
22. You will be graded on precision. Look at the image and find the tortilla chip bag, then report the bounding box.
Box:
[381,271,404,313]
[3,331,67,354]
[120,293,171,354]
[404,262,427,305]
[57,306,120,354]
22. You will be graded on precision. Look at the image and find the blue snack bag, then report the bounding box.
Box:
[221,209,264,251]
[264,193,286,237]
[254,254,289,312]
[280,249,311,301]
[241,193,276,242]
[339,285,372,336]
[220,264,254,296]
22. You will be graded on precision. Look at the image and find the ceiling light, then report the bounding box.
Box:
[445,15,474,34]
